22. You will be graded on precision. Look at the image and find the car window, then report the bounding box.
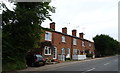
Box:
[36,55,43,58]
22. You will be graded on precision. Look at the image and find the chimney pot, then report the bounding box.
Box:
[72,29,77,36]
[79,33,84,38]
[50,22,55,30]
[62,27,67,34]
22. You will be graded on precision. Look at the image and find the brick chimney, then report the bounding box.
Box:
[72,29,77,36]
[62,27,67,34]
[79,33,84,38]
[50,22,55,30]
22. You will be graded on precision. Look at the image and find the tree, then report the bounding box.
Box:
[2,1,55,71]
[93,34,119,57]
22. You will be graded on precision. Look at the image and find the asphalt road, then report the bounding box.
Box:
[46,56,119,72]
[3,56,119,73]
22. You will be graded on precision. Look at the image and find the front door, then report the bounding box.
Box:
[53,47,57,59]
[66,48,70,58]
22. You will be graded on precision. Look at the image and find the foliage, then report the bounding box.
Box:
[117,42,120,54]
[2,59,26,71]
[86,54,93,58]
[2,2,55,71]
[93,34,119,57]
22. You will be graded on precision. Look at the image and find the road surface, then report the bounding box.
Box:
[3,56,119,73]
[45,56,119,72]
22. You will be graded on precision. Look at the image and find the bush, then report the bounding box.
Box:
[86,54,93,58]
[2,58,26,72]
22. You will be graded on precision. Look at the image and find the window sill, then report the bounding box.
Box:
[44,54,51,55]
[62,42,66,43]
[45,40,52,41]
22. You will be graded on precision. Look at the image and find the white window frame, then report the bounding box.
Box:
[73,38,77,45]
[44,46,51,55]
[62,36,66,42]
[83,50,85,54]
[88,42,91,47]
[61,48,65,55]
[68,48,70,54]
[77,49,80,55]
[89,50,92,54]
[73,49,77,55]
[53,47,57,59]
[82,41,85,47]
[45,31,52,41]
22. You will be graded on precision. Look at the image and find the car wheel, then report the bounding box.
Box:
[42,62,45,66]
[31,63,34,67]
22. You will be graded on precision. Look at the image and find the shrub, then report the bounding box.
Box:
[86,54,93,58]
[2,59,26,72]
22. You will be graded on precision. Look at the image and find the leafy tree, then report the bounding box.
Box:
[117,42,120,54]
[2,1,55,71]
[93,34,119,57]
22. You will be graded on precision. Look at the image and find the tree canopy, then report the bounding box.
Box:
[93,34,119,57]
[2,1,55,71]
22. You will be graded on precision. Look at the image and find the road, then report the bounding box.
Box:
[3,56,119,73]
[45,56,119,72]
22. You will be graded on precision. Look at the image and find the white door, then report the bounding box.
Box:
[53,47,57,59]
[66,48,70,58]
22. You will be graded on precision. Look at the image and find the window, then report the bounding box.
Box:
[44,46,51,55]
[45,31,52,41]
[73,38,77,45]
[62,36,66,42]
[89,51,92,54]
[68,48,70,54]
[88,42,91,47]
[82,41,85,47]
[73,49,77,55]
[53,47,57,59]
[77,49,80,55]
[61,48,65,54]
[83,50,85,54]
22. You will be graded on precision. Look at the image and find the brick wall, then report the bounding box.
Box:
[39,23,95,59]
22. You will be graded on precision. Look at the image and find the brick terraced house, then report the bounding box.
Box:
[40,22,95,61]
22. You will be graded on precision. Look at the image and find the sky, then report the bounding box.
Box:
[0,0,119,42]
[41,0,119,42]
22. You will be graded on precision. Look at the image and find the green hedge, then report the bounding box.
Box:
[86,54,93,58]
[2,59,26,72]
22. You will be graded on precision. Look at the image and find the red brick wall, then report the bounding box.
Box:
[83,40,95,54]
[72,38,82,55]
[52,32,72,56]
[40,30,95,59]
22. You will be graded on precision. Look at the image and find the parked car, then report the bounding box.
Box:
[26,54,46,67]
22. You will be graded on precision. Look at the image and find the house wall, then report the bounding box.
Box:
[72,38,82,55]
[52,32,72,56]
[40,22,95,60]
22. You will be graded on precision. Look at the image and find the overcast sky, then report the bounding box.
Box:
[1,0,119,42]
[42,0,119,42]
